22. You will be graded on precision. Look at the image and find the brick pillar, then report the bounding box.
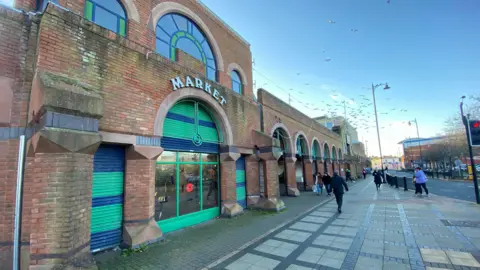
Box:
[27,129,101,269]
[317,160,325,175]
[220,152,243,217]
[328,161,334,176]
[245,155,260,206]
[123,145,163,248]
[285,156,300,196]
[253,151,285,211]
[303,159,313,190]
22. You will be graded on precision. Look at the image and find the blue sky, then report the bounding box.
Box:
[202,0,480,156]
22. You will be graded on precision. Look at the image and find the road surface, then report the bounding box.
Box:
[389,170,479,202]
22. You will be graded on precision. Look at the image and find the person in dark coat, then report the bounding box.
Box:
[322,172,332,196]
[373,169,382,190]
[331,171,349,213]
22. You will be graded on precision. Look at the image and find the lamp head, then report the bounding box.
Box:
[383,83,390,90]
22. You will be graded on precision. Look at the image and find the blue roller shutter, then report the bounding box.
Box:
[236,156,246,208]
[90,144,125,252]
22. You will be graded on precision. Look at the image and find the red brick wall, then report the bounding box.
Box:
[18,0,253,98]
[35,5,259,148]
[28,152,94,266]
[258,89,342,155]
[0,7,39,268]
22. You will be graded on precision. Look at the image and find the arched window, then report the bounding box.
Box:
[230,70,242,94]
[156,13,217,82]
[85,0,127,37]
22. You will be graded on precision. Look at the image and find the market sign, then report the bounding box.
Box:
[170,76,227,106]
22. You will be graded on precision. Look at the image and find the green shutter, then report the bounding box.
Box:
[85,0,93,21]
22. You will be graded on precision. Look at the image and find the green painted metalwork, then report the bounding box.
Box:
[157,207,219,233]
[84,1,93,21]
[157,152,219,232]
[92,172,124,197]
[91,204,123,233]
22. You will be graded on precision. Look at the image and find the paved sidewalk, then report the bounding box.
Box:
[211,180,480,270]
[96,180,362,270]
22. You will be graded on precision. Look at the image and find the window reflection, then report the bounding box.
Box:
[155,164,176,221]
[178,152,200,162]
[202,164,218,210]
[157,151,176,162]
[179,164,201,215]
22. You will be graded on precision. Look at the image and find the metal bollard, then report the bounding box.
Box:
[403,177,408,191]
[395,176,399,188]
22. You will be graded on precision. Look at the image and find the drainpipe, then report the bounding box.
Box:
[258,103,264,133]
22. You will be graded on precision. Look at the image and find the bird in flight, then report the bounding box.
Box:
[351,29,359,33]
[325,58,331,62]
[296,73,300,76]
[328,20,336,24]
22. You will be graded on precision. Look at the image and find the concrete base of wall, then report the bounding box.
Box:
[221,201,244,218]
[248,197,286,212]
[287,187,300,197]
[123,219,163,248]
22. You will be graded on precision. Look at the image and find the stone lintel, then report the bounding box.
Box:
[126,145,164,160]
[31,127,101,154]
[220,152,240,162]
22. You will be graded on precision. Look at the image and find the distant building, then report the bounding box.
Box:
[313,116,364,157]
[398,136,445,168]
[371,156,402,170]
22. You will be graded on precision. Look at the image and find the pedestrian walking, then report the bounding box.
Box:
[362,168,367,179]
[313,173,323,195]
[346,169,351,182]
[331,171,349,213]
[322,172,332,196]
[373,169,382,191]
[414,166,429,196]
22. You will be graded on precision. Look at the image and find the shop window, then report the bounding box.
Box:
[231,70,242,94]
[155,163,177,221]
[156,13,217,82]
[155,152,219,223]
[84,0,127,37]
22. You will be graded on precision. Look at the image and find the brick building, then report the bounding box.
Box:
[0,0,358,268]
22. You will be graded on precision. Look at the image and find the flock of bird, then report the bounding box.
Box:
[253,0,408,138]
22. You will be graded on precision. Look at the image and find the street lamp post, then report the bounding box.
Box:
[408,119,423,168]
[372,82,390,182]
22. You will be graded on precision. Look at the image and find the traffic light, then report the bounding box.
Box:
[469,120,480,146]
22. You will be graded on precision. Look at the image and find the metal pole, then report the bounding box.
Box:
[372,84,385,179]
[13,135,26,270]
[461,101,480,204]
[415,119,423,167]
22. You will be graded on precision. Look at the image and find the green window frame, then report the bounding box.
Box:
[156,152,219,232]
[84,0,127,37]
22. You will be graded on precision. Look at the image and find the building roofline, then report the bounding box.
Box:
[398,136,446,144]
[197,0,250,47]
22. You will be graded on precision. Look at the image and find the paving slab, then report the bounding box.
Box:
[97,177,480,270]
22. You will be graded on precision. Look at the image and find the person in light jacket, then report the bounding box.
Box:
[414,166,429,196]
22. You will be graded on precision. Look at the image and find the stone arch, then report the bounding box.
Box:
[270,122,293,153]
[311,137,321,159]
[331,145,337,161]
[227,62,248,86]
[120,0,140,22]
[338,148,343,161]
[154,88,233,145]
[293,131,310,156]
[148,1,225,71]
[323,142,330,160]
